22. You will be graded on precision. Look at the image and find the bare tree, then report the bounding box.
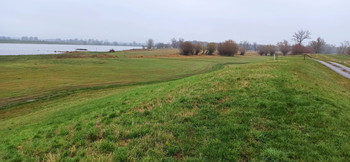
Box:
[277,40,291,56]
[258,45,267,56]
[147,39,154,50]
[217,40,239,56]
[179,41,194,55]
[323,44,337,54]
[206,43,217,55]
[252,42,258,51]
[239,47,246,56]
[292,30,311,45]
[178,38,184,47]
[265,45,276,56]
[337,41,350,54]
[239,41,251,50]
[194,43,203,55]
[155,43,170,49]
[171,38,177,48]
[309,37,326,53]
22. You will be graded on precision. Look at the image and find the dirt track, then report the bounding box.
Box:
[315,59,350,79]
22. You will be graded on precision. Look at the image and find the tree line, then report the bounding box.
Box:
[0,36,143,47]
[145,30,350,56]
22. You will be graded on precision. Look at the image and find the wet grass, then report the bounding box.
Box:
[0,54,349,161]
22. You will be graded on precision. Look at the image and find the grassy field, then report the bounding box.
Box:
[0,49,254,107]
[0,51,350,161]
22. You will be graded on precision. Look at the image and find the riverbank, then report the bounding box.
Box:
[1,53,350,161]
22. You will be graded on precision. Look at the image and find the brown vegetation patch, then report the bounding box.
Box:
[173,152,184,160]
[135,107,152,113]
[241,81,250,87]
[251,118,272,131]
[135,102,155,112]
[119,139,131,146]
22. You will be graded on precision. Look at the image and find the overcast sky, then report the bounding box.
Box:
[0,0,349,45]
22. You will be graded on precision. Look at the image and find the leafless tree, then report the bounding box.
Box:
[239,47,246,55]
[239,41,251,50]
[194,43,203,55]
[277,40,291,56]
[179,41,194,55]
[252,42,258,51]
[337,41,350,54]
[206,43,217,55]
[217,40,239,56]
[155,43,170,49]
[292,30,311,45]
[323,44,337,54]
[171,38,177,48]
[309,37,325,53]
[147,39,154,50]
[178,38,184,46]
[171,38,184,48]
[258,45,266,56]
[266,45,276,56]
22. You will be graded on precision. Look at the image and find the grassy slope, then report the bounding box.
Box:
[310,54,350,67]
[0,55,349,161]
[0,49,242,107]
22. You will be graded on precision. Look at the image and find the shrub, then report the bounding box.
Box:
[217,40,238,56]
[291,44,308,55]
[179,41,194,55]
[277,40,291,56]
[258,45,276,56]
[265,45,276,56]
[109,49,115,53]
[206,43,217,55]
[239,47,246,55]
[194,43,203,55]
[258,46,266,56]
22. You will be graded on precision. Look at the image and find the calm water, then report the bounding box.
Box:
[0,43,142,55]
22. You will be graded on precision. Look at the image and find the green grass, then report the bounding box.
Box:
[1,49,258,107]
[0,52,349,161]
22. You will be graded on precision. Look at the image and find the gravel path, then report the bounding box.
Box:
[314,59,350,79]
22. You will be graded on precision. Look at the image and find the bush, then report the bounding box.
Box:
[206,43,217,55]
[109,49,115,53]
[179,41,194,55]
[277,40,291,56]
[258,45,276,56]
[291,44,308,55]
[217,40,238,56]
[194,43,203,55]
[265,45,276,56]
[239,47,246,56]
[258,46,266,56]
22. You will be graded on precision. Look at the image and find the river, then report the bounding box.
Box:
[0,43,142,55]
